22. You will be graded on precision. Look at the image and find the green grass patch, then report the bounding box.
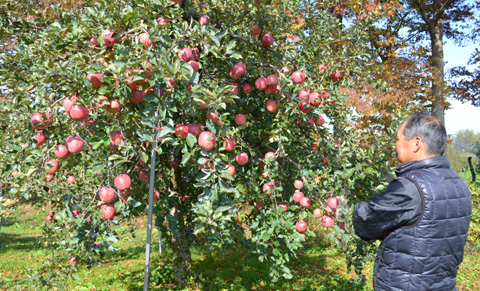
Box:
[1,204,479,290]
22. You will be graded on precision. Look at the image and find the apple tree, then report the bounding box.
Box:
[0,0,394,286]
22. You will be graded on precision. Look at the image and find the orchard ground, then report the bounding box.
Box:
[1,192,479,291]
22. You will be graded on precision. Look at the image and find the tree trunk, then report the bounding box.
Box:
[429,18,445,126]
[468,156,476,182]
[169,161,193,287]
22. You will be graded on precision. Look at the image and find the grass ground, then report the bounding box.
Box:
[1,203,479,291]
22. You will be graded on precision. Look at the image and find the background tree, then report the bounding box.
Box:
[402,0,476,125]
[448,1,480,107]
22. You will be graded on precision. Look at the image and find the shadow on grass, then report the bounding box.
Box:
[187,246,366,291]
[0,232,42,253]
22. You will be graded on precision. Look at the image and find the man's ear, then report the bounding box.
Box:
[413,136,422,153]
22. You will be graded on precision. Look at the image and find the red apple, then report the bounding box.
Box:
[300,196,311,208]
[67,176,76,184]
[309,92,322,106]
[262,182,274,194]
[206,111,218,123]
[138,32,152,47]
[241,83,252,94]
[267,74,278,85]
[109,131,124,146]
[99,186,116,204]
[139,171,148,182]
[322,216,334,227]
[234,113,246,127]
[250,25,261,35]
[325,206,335,216]
[70,105,89,121]
[296,221,307,232]
[153,190,160,204]
[130,90,144,104]
[228,82,240,95]
[65,136,84,154]
[36,131,47,146]
[327,197,339,209]
[299,100,311,113]
[292,71,306,84]
[261,34,274,46]
[294,179,303,189]
[198,131,216,151]
[266,99,278,112]
[328,70,341,81]
[298,88,310,101]
[314,115,325,126]
[188,60,199,73]
[311,141,319,150]
[199,15,210,25]
[177,47,193,62]
[103,35,116,47]
[89,37,98,47]
[46,174,54,182]
[191,47,200,60]
[69,256,78,265]
[223,138,236,151]
[157,17,170,27]
[231,62,246,78]
[339,222,346,230]
[107,99,121,113]
[114,174,131,190]
[63,95,77,113]
[87,73,103,88]
[46,215,53,222]
[175,124,189,139]
[318,64,328,73]
[188,123,202,137]
[265,84,277,94]
[226,165,235,176]
[45,159,59,174]
[31,112,46,129]
[278,204,287,212]
[254,198,264,208]
[293,191,304,203]
[236,152,248,166]
[265,151,277,161]
[313,208,322,218]
[255,77,268,91]
[101,205,116,220]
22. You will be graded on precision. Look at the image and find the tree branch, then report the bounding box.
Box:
[411,0,434,33]
[433,0,455,23]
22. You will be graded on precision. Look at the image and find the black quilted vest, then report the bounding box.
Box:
[373,156,471,291]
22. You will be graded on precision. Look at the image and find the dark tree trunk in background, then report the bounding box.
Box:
[429,18,445,126]
[468,156,476,182]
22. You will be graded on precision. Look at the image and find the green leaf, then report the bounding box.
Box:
[138,131,154,142]
[186,133,196,148]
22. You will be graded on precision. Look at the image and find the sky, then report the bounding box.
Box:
[444,41,479,135]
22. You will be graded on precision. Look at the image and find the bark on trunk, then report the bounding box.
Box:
[169,160,193,287]
[429,18,445,126]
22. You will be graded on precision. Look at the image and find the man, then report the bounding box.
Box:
[353,112,472,291]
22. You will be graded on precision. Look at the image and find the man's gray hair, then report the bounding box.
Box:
[401,112,447,156]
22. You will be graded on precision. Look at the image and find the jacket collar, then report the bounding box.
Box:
[395,155,450,176]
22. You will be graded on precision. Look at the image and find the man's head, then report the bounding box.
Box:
[396,112,447,165]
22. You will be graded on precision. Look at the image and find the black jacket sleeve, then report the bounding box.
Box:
[352,177,422,241]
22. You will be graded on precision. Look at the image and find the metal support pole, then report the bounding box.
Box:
[143,141,157,291]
